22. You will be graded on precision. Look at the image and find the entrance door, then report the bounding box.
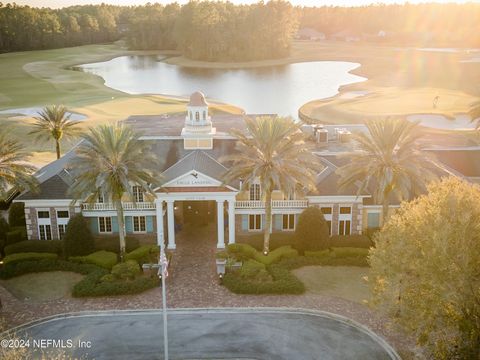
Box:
[183,201,215,226]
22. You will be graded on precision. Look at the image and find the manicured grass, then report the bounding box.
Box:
[1,271,83,301]
[292,265,371,304]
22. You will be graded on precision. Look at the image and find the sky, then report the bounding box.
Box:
[12,0,477,9]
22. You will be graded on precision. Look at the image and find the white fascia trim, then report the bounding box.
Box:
[306,195,369,203]
[19,199,78,207]
[235,209,304,215]
[159,170,238,192]
[156,192,237,202]
[82,211,156,217]
[363,204,401,209]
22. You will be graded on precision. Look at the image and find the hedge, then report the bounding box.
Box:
[94,236,140,254]
[227,243,298,265]
[237,232,296,251]
[3,252,58,266]
[111,260,141,280]
[5,228,27,247]
[327,235,373,249]
[292,247,370,267]
[124,245,159,265]
[4,240,64,256]
[0,259,158,297]
[223,263,305,294]
[69,250,118,270]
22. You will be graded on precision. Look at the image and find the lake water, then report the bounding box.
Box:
[78,55,366,117]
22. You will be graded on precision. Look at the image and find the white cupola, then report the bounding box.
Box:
[182,91,216,150]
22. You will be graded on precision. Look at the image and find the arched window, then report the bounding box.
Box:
[195,112,200,122]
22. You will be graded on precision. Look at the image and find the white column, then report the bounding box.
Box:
[228,199,235,245]
[216,200,225,249]
[155,199,165,247]
[166,200,176,249]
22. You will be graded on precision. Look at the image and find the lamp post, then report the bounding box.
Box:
[142,245,169,360]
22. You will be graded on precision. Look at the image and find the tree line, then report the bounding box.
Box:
[1,1,479,57]
[301,2,480,47]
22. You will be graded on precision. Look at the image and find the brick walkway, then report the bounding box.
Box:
[0,223,414,354]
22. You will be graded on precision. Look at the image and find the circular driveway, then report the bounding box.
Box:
[7,308,400,360]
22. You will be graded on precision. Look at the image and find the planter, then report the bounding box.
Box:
[216,259,227,275]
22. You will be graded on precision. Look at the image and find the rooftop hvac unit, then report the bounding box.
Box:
[313,125,328,146]
[337,129,352,143]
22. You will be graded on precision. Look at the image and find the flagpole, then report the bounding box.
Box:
[159,243,169,360]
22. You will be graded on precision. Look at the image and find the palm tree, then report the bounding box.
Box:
[221,116,321,254]
[30,105,81,159]
[69,124,161,260]
[0,128,37,200]
[337,118,438,224]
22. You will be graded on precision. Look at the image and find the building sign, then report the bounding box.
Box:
[167,171,220,187]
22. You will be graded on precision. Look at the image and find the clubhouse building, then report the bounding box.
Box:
[15,92,476,249]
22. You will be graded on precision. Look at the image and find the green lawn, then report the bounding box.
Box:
[292,265,371,304]
[1,271,83,302]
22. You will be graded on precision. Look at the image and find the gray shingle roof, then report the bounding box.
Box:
[17,174,71,200]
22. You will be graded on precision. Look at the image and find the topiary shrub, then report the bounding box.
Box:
[227,243,257,261]
[8,202,26,227]
[253,246,298,266]
[237,232,296,251]
[5,228,26,247]
[69,250,118,270]
[3,252,58,266]
[124,245,159,265]
[4,240,64,256]
[295,207,329,254]
[111,260,141,280]
[64,214,95,257]
[94,235,140,254]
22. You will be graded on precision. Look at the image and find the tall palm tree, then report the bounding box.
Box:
[30,105,81,159]
[69,124,161,260]
[221,116,321,254]
[337,118,438,224]
[0,128,37,200]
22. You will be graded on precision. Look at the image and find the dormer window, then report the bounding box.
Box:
[133,186,144,202]
[98,192,104,203]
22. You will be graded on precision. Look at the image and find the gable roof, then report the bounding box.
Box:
[161,150,238,189]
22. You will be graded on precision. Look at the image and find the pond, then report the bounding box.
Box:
[77,55,366,117]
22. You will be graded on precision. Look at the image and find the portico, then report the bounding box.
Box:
[155,191,237,250]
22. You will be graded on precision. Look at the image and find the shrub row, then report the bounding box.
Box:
[227,243,298,265]
[4,240,64,255]
[223,263,305,294]
[69,250,118,270]
[237,232,296,251]
[3,252,58,266]
[327,235,373,249]
[278,247,370,268]
[0,258,158,297]
[124,245,159,265]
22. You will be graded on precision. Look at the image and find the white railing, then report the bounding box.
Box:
[235,200,308,209]
[82,202,156,211]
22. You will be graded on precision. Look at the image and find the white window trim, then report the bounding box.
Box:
[338,205,352,235]
[98,217,112,233]
[38,224,52,240]
[133,186,145,203]
[248,214,262,232]
[132,215,147,233]
[320,206,333,234]
[249,183,261,201]
[282,214,295,231]
[56,209,70,225]
[57,224,67,240]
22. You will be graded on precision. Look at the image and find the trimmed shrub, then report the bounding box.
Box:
[239,259,267,279]
[94,236,140,254]
[64,214,95,257]
[328,235,373,249]
[227,243,257,261]
[3,252,58,266]
[69,250,118,270]
[125,245,159,265]
[223,263,305,294]
[8,202,25,227]
[0,259,105,279]
[295,207,330,254]
[305,247,369,266]
[5,228,27,246]
[237,232,296,251]
[5,240,63,256]
[111,260,141,280]
[253,246,298,265]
